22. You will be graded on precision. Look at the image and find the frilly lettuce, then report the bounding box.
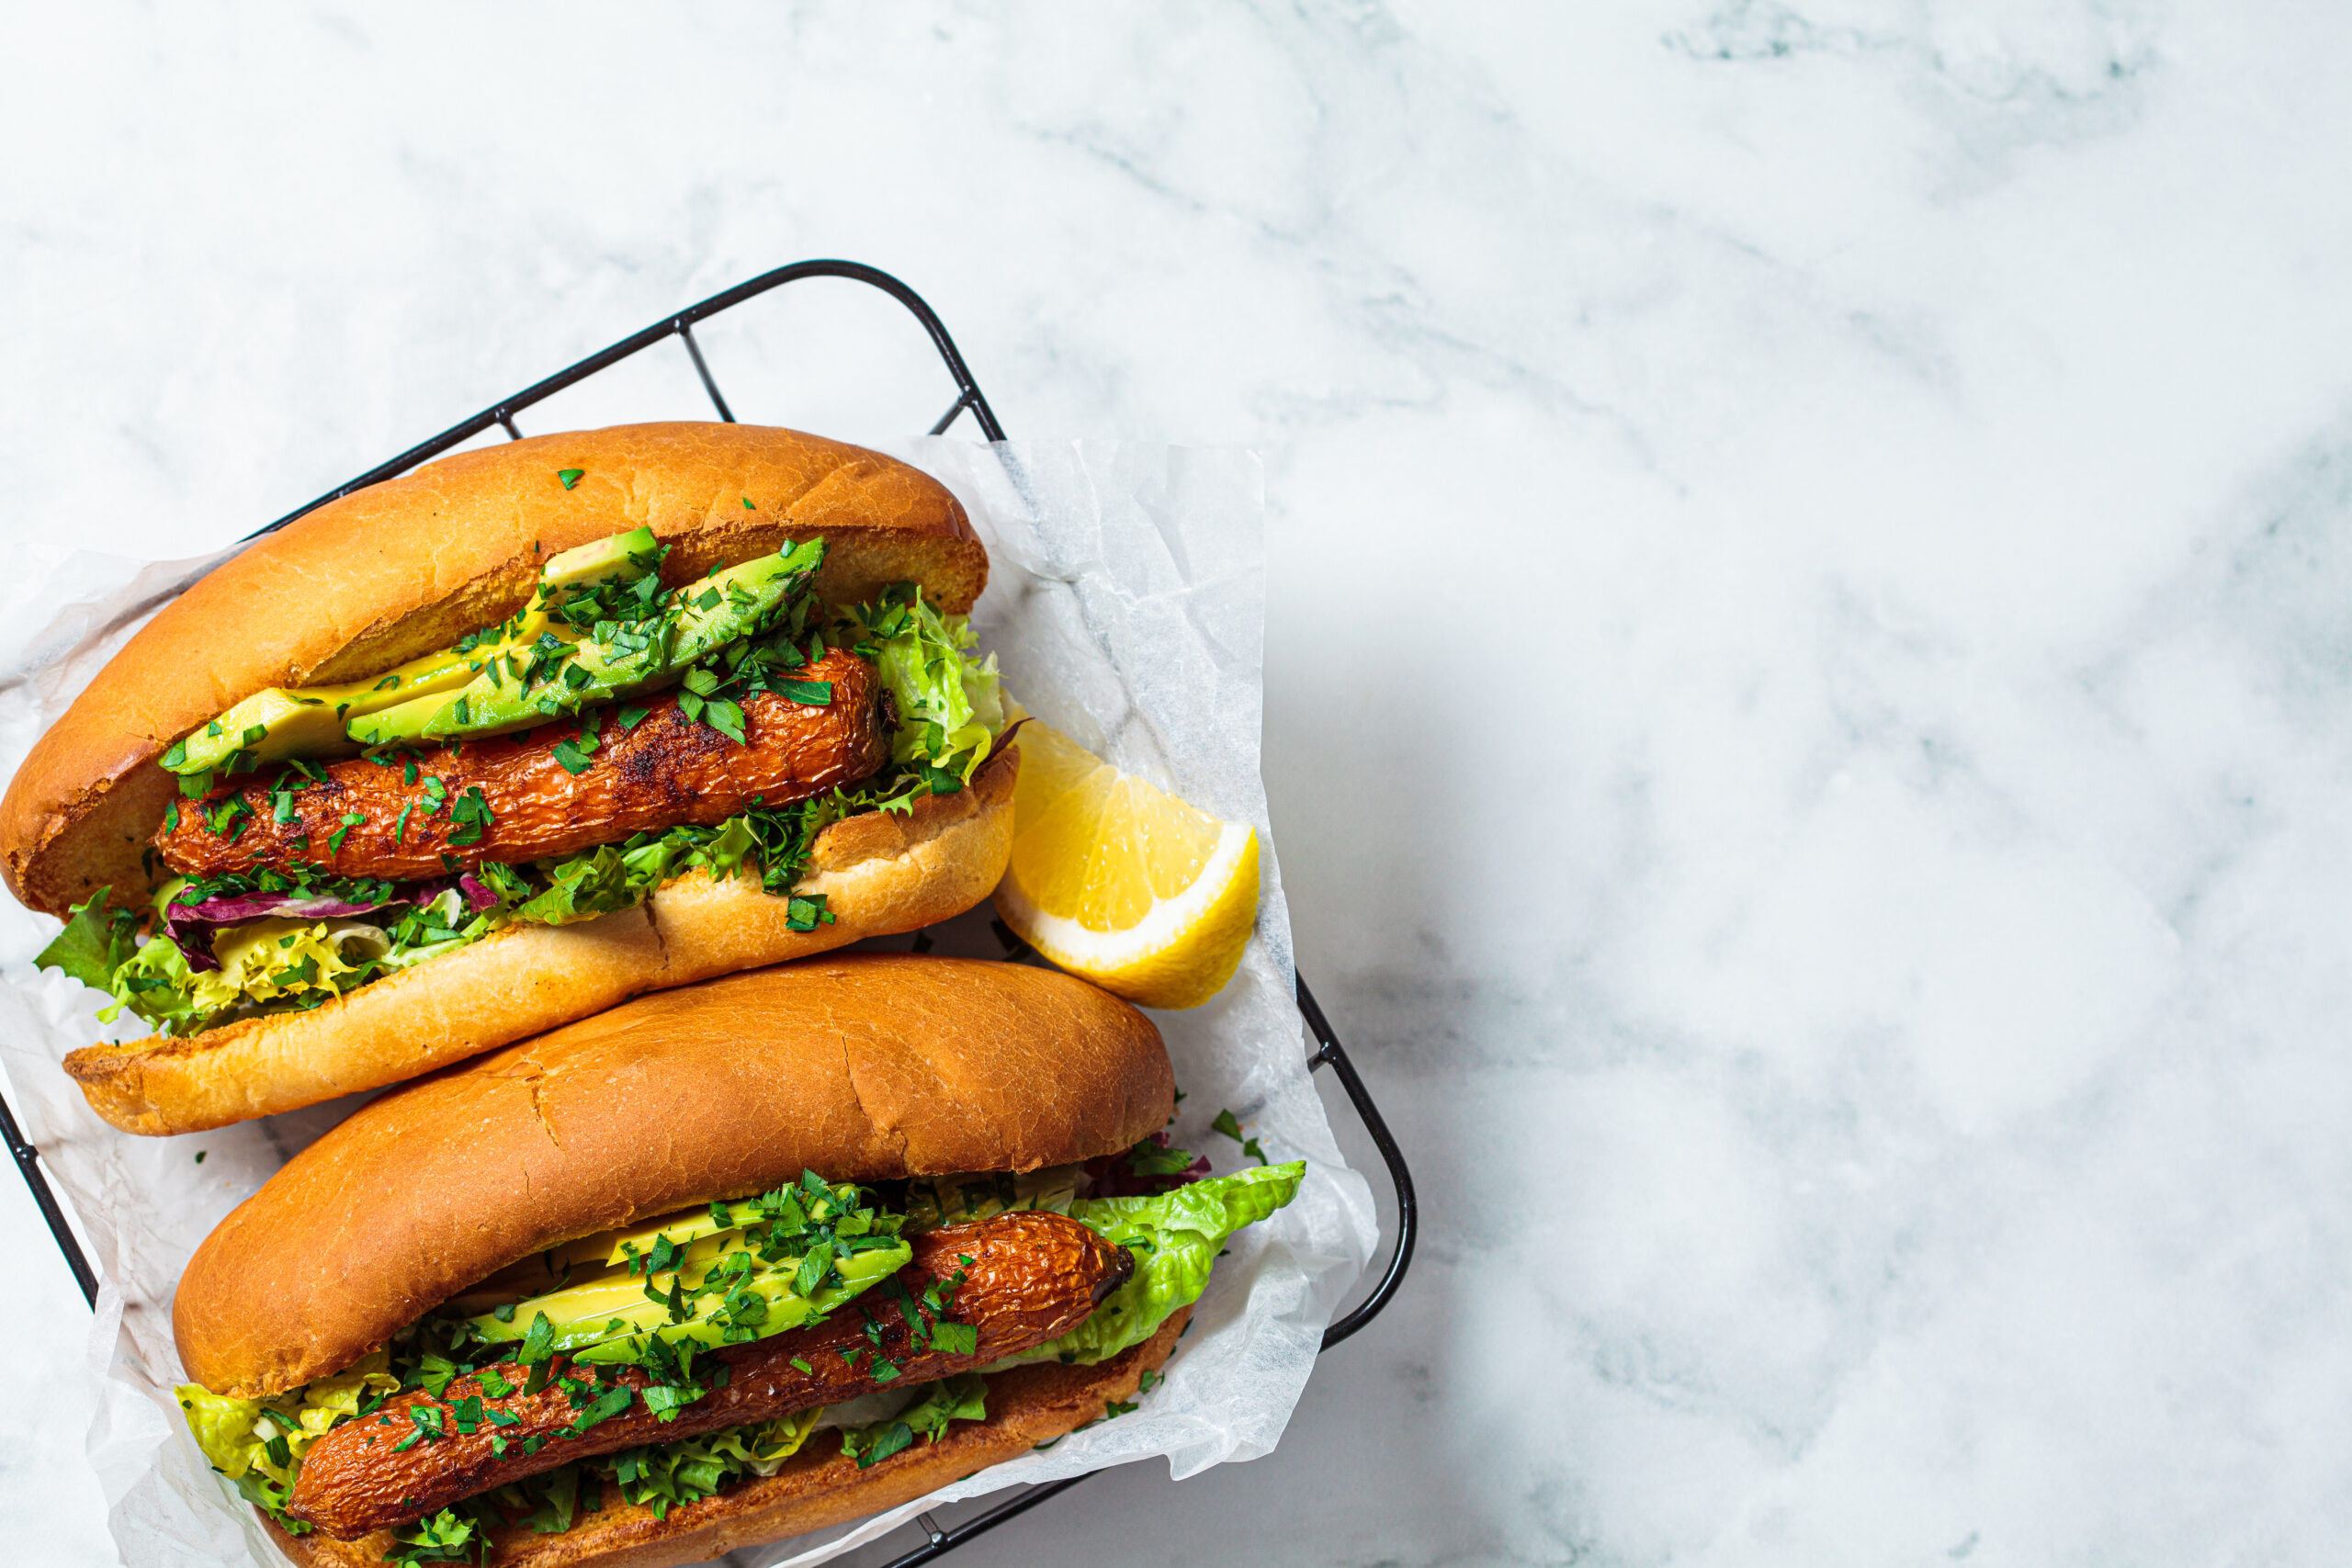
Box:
[847,584,1002,782]
[32,887,137,995]
[837,1373,989,1469]
[989,1162,1306,1370]
[610,1407,823,1517]
[176,1350,401,1521]
[106,913,386,1036]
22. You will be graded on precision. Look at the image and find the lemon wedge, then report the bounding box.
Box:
[992,718,1260,1009]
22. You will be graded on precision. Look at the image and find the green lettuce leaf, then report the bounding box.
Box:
[845,585,1002,782]
[991,1162,1306,1370]
[609,1407,823,1517]
[838,1373,989,1469]
[33,887,137,992]
[177,1350,401,1522]
[385,1508,479,1564]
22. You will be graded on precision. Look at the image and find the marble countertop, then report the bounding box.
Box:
[9,4,2352,1562]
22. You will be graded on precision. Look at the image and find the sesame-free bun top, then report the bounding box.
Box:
[173,953,1173,1399]
[0,423,985,919]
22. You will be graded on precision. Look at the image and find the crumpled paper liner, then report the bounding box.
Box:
[0,438,1379,1567]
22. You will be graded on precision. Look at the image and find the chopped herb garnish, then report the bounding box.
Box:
[558,468,585,490]
[1211,1109,1268,1165]
[550,731,598,775]
[390,1404,445,1452]
[779,679,832,706]
[565,1386,634,1436]
[517,1312,557,1365]
[446,785,493,848]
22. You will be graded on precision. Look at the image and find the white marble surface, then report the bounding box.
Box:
[7,3,2352,1562]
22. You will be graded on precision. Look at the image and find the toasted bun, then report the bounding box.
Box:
[174,950,1173,1397]
[0,421,984,920]
[62,745,1017,1137]
[266,1308,1190,1568]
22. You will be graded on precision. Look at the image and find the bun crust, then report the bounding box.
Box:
[0,422,983,919]
[175,949,1173,1398]
[266,1309,1191,1568]
[62,746,1016,1137]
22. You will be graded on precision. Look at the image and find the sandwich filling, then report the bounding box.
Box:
[38,527,1004,1036]
[176,1146,1305,1564]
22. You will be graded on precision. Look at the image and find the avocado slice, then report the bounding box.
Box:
[165,644,482,775]
[164,527,665,776]
[503,525,663,649]
[461,1230,910,1363]
[346,538,827,746]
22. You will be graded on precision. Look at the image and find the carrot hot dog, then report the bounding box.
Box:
[286,1213,1131,1540]
[155,648,887,883]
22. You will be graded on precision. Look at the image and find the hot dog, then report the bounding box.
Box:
[155,649,888,883]
[164,956,1309,1568]
[7,423,1019,1135]
[287,1213,1131,1539]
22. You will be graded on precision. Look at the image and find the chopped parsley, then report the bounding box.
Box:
[390,1404,445,1452]
[1211,1110,1268,1166]
[550,730,598,775]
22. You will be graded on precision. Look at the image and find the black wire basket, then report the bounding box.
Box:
[0,259,1416,1567]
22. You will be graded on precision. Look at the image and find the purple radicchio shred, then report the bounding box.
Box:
[159,874,496,974]
[1082,1131,1210,1199]
[399,873,501,915]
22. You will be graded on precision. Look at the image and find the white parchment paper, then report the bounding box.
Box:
[0,439,1379,1568]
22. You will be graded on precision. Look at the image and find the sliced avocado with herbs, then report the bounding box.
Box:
[165,527,664,777]
[165,643,483,776]
[463,1230,908,1363]
[501,525,663,649]
[348,538,826,745]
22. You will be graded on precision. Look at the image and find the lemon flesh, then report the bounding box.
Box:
[992,720,1260,1010]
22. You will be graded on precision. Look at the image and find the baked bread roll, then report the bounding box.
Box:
[166,955,1298,1568]
[176,954,1174,1396]
[0,423,1017,1135]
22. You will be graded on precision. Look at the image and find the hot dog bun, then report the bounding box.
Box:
[173,953,1174,1400]
[265,1308,1190,1568]
[1,422,984,919]
[3,423,1014,1136]
[61,744,1016,1137]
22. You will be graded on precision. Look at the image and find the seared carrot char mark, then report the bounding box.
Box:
[284,1213,1131,1540]
[153,648,887,882]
